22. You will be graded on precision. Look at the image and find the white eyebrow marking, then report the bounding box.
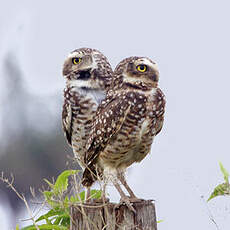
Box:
[67,52,82,59]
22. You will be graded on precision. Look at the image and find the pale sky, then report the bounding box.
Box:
[1,0,230,229]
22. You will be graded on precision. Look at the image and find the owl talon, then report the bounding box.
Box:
[118,196,136,213]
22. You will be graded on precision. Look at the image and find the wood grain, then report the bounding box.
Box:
[70,200,157,230]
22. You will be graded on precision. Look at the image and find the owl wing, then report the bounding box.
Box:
[84,94,131,165]
[62,100,73,146]
[62,88,81,146]
[155,88,166,135]
[82,94,131,187]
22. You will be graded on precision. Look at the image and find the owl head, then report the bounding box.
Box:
[114,56,159,89]
[63,48,113,90]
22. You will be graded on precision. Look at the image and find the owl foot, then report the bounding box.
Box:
[117,196,136,213]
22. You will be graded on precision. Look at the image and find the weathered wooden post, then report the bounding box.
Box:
[70,200,157,230]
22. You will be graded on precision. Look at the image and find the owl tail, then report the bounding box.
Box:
[82,163,97,187]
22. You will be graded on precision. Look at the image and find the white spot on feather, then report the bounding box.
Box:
[97,130,102,135]
[139,119,150,140]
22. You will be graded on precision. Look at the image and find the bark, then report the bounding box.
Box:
[70,200,157,230]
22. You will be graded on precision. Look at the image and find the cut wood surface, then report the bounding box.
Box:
[70,200,157,230]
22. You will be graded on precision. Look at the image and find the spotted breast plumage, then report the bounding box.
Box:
[82,56,166,208]
[62,48,113,199]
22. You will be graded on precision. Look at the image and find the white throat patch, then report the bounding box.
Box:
[68,79,91,88]
[71,83,106,105]
[88,89,106,104]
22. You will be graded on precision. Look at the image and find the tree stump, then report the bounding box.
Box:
[70,200,157,230]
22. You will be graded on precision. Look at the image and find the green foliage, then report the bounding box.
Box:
[53,170,78,194]
[208,162,230,201]
[157,219,164,223]
[219,161,229,184]
[208,183,230,201]
[16,170,102,230]
[20,224,68,230]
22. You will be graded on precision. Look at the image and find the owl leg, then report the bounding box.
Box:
[117,173,136,198]
[117,173,144,203]
[113,180,136,213]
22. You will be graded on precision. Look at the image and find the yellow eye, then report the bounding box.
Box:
[72,57,82,65]
[137,64,147,72]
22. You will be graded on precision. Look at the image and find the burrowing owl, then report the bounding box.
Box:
[62,48,113,199]
[82,56,165,209]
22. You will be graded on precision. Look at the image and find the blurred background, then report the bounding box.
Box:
[1,0,230,229]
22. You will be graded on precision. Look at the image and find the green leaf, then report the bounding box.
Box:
[70,195,76,202]
[16,224,20,230]
[61,196,70,208]
[36,208,65,222]
[157,219,164,223]
[53,170,79,195]
[21,224,68,230]
[68,189,102,204]
[43,191,53,200]
[78,191,85,201]
[68,193,83,203]
[42,191,60,208]
[53,214,70,226]
[208,182,230,201]
[90,189,102,200]
[48,200,60,209]
[53,216,63,225]
[65,196,69,202]
[20,225,35,230]
[219,162,229,184]
[60,216,70,227]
